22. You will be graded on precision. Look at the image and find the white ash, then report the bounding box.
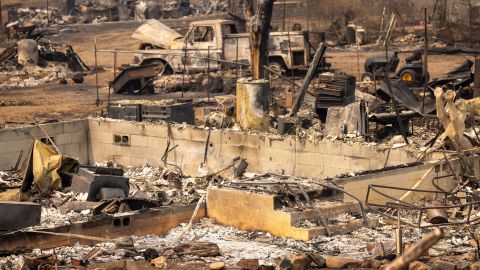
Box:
[0,255,23,270]
[133,219,292,265]
[0,65,69,90]
[36,206,90,228]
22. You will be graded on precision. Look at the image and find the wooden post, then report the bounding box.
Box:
[113,51,118,78]
[474,57,480,98]
[94,37,100,107]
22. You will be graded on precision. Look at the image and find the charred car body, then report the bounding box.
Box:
[130,19,331,78]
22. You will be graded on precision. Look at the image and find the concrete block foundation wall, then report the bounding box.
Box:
[334,158,471,204]
[87,119,417,178]
[0,118,418,179]
[0,119,89,170]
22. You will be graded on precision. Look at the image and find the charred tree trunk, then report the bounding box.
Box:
[236,0,275,130]
[243,0,275,80]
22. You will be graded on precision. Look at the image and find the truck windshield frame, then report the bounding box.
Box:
[190,25,215,43]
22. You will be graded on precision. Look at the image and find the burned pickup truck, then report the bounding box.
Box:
[130,19,330,78]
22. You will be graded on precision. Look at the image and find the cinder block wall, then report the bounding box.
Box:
[0,119,89,170]
[0,118,419,178]
[88,119,417,178]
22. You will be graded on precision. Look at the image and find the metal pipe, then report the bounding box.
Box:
[421,8,428,114]
[288,43,327,117]
[396,210,403,256]
[113,51,118,78]
[207,46,210,102]
[383,41,409,145]
[235,36,239,82]
[426,200,448,224]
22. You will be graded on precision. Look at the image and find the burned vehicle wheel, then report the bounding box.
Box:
[71,72,84,84]
[361,72,374,82]
[400,69,419,85]
[268,61,284,79]
[72,76,84,84]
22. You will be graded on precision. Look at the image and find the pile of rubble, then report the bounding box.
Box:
[0,29,89,89]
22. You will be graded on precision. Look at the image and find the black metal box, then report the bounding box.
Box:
[315,73,356,109]
[142,103,195,124]
[107,103,142,122]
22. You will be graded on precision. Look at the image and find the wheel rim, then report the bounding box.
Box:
[402,73,413,81]
[362,75,372,82]
[269,64,282,79]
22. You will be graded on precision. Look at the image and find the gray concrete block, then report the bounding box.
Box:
[71,167,129,201]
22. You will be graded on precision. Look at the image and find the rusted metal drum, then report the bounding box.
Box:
[426,200,449,224]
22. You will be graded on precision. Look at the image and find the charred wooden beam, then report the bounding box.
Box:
[385,228,444,270]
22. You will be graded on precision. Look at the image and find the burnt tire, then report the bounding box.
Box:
[72,76,84,84]
[361,72,374,82]
[399,69,419,85]
[268,61,284,79]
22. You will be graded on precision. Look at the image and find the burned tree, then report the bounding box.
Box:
[242,0,275,80]
[236,0,275,131]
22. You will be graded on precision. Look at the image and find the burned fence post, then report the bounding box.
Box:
[94,37,100,107]
[236,0,275,131]
[474,57,480,98]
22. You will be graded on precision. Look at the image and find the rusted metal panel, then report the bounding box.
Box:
[111,64,157,94]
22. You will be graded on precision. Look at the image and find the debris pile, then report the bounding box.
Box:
[0,33,89,89]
